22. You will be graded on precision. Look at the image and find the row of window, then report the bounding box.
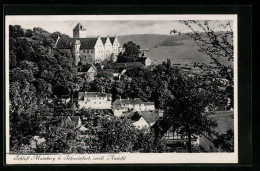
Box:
[85,102,103,104]
[86,97,105,100]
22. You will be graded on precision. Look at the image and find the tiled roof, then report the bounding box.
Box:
[110,62,145,69]
[113,98,144,106]
[140,111,159,124]
[55,38,97,49]
[101,38,106,44]
[110,37,115,44]
[73,23,86,31]
[77,64,97,73]
[78,92,112,100]
[68,116,81,125]
[144,102,154,106]
[56,37,117,49]
[97,69,114,77]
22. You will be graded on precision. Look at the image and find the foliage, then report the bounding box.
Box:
[213,129,234,152]
[172,20,234,107]
[117,41,141,62]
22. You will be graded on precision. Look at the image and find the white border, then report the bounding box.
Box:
[5,15,238,164]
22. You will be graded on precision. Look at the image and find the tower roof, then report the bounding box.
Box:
[73,23,86,31]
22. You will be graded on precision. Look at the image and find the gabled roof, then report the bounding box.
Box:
[73,23,86,31]
[77,64,97,73]
[55,38,98,49]
[140,111,159,124]
[144,102,154,106]
[78,92,112,100]
[68,116,81,125]
[101,38,107,44]
[113,98,144,106]
[97,69,114,78]
[110,37,115,44]
[110,62,145,69]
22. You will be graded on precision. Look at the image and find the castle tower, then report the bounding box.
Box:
[73,23,87,38]
[73,40,81,66]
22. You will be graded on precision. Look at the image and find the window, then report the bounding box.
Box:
[91,50,94,53]
[94,102,96,104]
[99,102,101,104]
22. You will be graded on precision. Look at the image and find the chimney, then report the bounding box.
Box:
[119,96,121,101]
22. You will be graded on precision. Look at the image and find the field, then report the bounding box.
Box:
[118,34,233,66]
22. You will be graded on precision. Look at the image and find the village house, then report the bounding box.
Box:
[112,97,155,117]
[197,110,234,151]
[136,57,152,66]
[162,110,234,151]
[77,63,97,81]
[132,110,162,130]
[67,116,82,128]
[77,92,112,109]
[54,23,122,65]
[137,53,152,66]
[60,95,71,104]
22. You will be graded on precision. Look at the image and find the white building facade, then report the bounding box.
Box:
[55,23,122,65]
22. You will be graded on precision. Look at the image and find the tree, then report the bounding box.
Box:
[116,41,141,62]
[213,129,234,152]
[171,20,234,107]
[162,73,218,152]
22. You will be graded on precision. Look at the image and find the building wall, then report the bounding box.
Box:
[73,42,81,66]
[132,117,150,130]
[79,49,95,64]
[144,104,155,111]
[73,30,87,38]
[145,58,152,66]
[78,96,111,109]
[94,37,105,63]
[104,37,113,61]
[112,38,120,54]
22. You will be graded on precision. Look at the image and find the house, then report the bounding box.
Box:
[163,110,234,150]
[77,92,112,109]
[132,110,160,130]
[54,23,122,65]
[67,116,82,128]
[77,63,97,81]
[61,95,70,104]
[198,110,234,151]
[113,68,127,80]
[112,97,155,117]
[136,57,152,66]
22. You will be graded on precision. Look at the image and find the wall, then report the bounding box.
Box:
[94,38,105,63]
[104,37,113,61]
[78,96,111,109]
[79,49,95,64]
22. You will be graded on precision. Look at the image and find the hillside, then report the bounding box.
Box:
[118,34,233,66]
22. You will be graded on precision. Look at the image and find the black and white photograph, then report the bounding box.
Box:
[5,15,238,164]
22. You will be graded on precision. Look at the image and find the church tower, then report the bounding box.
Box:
[73,23,87,38]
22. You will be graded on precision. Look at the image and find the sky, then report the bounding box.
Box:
[8,16,234,37]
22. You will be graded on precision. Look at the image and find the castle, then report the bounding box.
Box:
[55,23,122,65]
